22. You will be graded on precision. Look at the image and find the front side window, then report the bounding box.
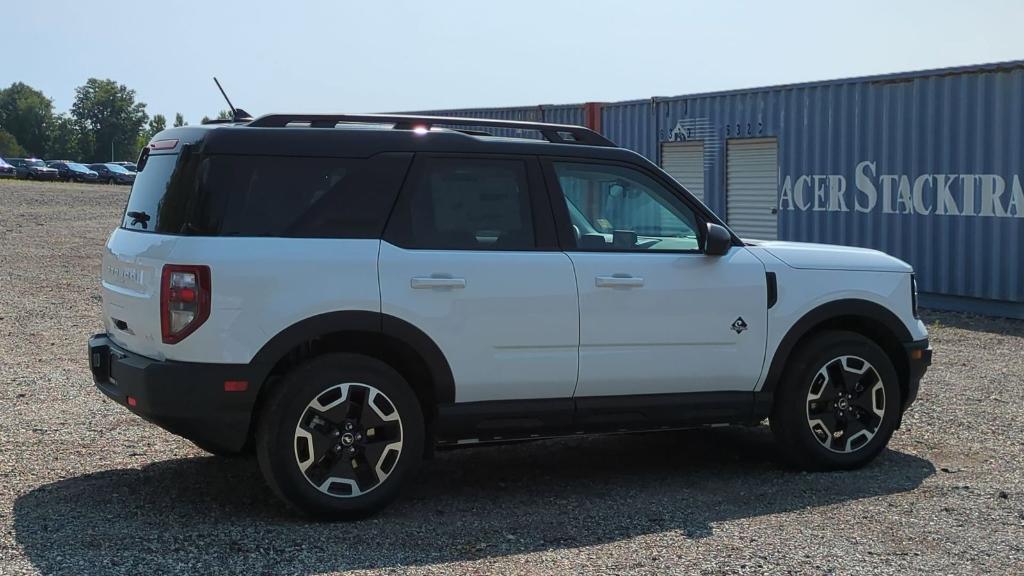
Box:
[386,157,536,251]
[553,162,700,252]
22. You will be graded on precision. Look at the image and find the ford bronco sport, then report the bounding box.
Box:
[89,114,931,518]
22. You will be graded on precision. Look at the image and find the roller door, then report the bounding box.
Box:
[726,138,778,240]
[660,141,705,202]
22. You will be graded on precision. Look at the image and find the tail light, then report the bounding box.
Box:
[161,265,211,344]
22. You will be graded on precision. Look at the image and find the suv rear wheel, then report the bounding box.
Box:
[771,330,901,470]
[256,353,424,519]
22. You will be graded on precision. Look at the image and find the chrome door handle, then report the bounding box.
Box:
[595,275,644,288]
[411,276,466,289]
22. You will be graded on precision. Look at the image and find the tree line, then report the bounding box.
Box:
[0,79,229,162]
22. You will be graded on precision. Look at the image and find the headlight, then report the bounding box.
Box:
[910,274,919,318]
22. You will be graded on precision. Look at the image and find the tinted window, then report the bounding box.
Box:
[385,158,535,250]
[122,151,411,238]
[553,162,700,252]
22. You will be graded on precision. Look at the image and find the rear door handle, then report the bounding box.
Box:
[595,274,644,288]
[411,276,466,289]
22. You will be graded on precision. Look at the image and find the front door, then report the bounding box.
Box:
[545,159,768,398]
[378,154,579,403]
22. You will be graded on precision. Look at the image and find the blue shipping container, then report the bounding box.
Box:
[406,61,1024,317]
[601,61,1024,317]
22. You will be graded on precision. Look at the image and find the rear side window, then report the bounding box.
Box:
[384,157,536,250]
[122,152,412,238]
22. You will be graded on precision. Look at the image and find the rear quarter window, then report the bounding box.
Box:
[122,152,412,238]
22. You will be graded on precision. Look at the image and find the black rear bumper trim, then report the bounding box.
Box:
[88,333,265,453]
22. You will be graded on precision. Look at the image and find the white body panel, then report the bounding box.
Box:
[102,229,380,363]
[568,247,769,396]
[102,231,925,401]
[753,241,914,273]
[746,245,927,392]
[378,242,579,402]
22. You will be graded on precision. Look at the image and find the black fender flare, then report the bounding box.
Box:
[250,310,455,404]
[759,298,912,397]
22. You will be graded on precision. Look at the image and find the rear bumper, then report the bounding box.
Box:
[88,333,264,453]
[902,338,932,408]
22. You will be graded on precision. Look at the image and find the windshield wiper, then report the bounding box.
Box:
[127,211,151,229]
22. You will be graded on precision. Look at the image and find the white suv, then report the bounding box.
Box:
[88,114,931,518]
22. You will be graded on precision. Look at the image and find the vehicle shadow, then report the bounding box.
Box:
[13,427,934,575]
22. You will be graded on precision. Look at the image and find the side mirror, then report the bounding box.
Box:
[705,223,733,256]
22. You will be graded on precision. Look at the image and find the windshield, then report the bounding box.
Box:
[68,162,90,172]
[106,163,130,174]
[27,160,46,168]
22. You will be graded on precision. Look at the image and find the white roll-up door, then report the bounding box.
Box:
[726,138,778,240]
[660,141,705,202]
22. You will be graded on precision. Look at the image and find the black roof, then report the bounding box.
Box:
[200,125,643,163]
[165,113,637,163]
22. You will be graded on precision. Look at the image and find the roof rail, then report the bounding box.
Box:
[247,113,615,147]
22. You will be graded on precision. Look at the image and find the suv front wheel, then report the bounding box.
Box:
[771,330,901,470]
[256,353,424,519]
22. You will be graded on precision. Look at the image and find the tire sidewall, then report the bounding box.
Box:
[774,331,902,470]
[257,353,424,519]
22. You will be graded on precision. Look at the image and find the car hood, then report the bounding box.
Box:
[750,240,912,273]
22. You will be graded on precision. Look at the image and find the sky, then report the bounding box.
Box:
[2,0,1022,124]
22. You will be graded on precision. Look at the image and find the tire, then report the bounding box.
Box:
[771,330,901,471]
[256,353,424,519]
[107,177,115,185]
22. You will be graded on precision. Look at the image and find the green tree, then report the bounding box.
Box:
[0,129,27,157]
[148,114,167,137]
[45,115,83,160]
[201,109,232,124]
[71,78,148,162]
[0,82,54,157]
[173,112,187,127]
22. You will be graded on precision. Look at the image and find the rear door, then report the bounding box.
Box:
[544,158,768,398]
[102,151,184,359]
[378,154,579,403]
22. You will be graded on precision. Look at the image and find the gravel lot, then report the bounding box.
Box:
[0,179,1022,575]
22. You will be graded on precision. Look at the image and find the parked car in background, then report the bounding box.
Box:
[0,157,15,178]
[47,160,100,183]
[88,163,136,185]
[7,158,60,180]
[111,161,138,173]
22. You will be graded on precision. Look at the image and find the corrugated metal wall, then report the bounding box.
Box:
[406,60,1024,313]
[601,61,1024,306]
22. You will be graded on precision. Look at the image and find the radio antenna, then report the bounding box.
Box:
[210,77,252,122]
[213,77,237,118]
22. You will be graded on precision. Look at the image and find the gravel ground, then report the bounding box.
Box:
[0,179,1022,575]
